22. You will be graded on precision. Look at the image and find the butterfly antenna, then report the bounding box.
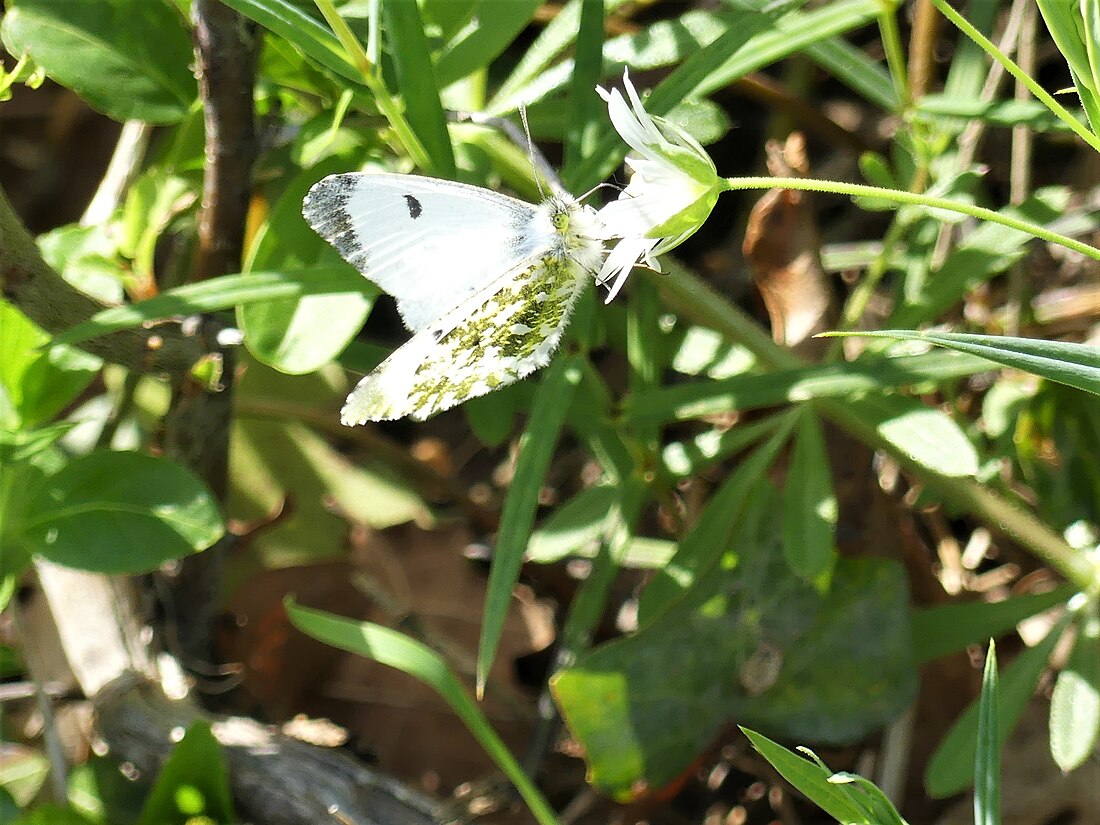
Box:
[518,104,568,196]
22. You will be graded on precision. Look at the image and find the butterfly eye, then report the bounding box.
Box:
[551,211,570,233]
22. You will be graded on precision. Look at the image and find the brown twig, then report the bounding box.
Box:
[157,0,260,668]
[0,185,205,374]
[191,0,258,283]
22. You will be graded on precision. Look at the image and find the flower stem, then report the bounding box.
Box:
[722,176,1100,262]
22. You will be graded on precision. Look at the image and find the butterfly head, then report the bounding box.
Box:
[538,194,606,274]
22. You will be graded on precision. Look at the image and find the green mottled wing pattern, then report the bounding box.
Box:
[341,254,588,423]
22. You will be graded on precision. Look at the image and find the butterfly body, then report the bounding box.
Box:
[302,173,604,423]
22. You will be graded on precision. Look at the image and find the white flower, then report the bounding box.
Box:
[594,70,721,302]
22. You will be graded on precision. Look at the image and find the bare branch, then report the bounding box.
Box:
[0,184,205,374]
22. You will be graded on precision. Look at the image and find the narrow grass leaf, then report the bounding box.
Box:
[916,95,1079,132]
[639,412,797,623]
[741,729,871,825]
[837,331,1100,397]
[926,614,1072,798]
[433,0,541,89]
[661,415,783,479]
[491,0,632,109]
[807,36,898,110]
[974,642,1000,825]
[911,585,1076,663]
[382,0,455,177]
[562,0,605,179]
[627,349,993,425]
[286,601,558,825]
[1050,604,1100,771]
[477,355,581,692]
[782,409,837,582]
[50,268,362,348]
[221,0,361,84]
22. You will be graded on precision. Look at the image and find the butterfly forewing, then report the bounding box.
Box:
[341,254,589,423]
[303,173,546,331]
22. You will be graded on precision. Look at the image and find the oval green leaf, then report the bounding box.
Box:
[17,451,224,573]
[1,0,197,123]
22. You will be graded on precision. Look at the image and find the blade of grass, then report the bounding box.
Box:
[627,349,995,425]
[926,614,1072,798]
[912,585,1077,663]
[974,641,1000,825]
[741,729,871,825]
[50,268,362,347]
[824,331,1100,397]
[381,0,455,177]
[477,354,582,694]
[562,0,605,180]
[221,0,361,83]
[286,600,559,825]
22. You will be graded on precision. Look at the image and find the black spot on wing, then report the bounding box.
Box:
[404,194,423,219]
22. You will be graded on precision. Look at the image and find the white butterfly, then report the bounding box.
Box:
[303,173,606,424]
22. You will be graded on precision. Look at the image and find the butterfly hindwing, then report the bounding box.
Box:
[341,253,589,423]
[303,173,546,331]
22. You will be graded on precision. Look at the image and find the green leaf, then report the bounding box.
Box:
[974,642,1000,825]
[916,94,1081,132]
[562,0,605,179]
[240,161,376,374]
[926,613,1072,798]
[1038,0,1100,130]
[477,355,581,691]
[555,558,916,800]
[0,0,196,123]
[38,223,126,305]
[221,0,361,85]
[836,331,1100,398]
[639,415,796,623]
[382,0,455,177]
[16,451,224,573]
[0,300,101,431]
[286,601,559,825]
[889,188,1068,327]
[50,268,364,349]
[782,409,837,582]
[850,393,979,478]
[661,415,782,479]
[136,722,235,825]
[1050,603,1100,771]
[231,357,429,563]
[0,744,48,807]
[527,485,675,568]
[433,0,541,90]
[912,585,1077,663]
[627,349,993,424]
[741,730,872,825]
[807,36,898,110]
